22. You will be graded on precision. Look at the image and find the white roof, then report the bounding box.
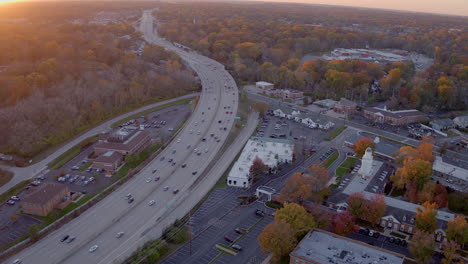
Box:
[433,156,468,182]
[256,81,273,86]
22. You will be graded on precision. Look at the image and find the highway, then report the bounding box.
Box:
[7,10,239,264]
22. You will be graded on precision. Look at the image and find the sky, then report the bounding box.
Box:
[252,0,468,16]
[0,0,467,17]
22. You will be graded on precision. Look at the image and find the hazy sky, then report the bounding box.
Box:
[253,0,468,16]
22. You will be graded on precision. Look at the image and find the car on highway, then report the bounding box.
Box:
[154,176,160,182]
[168,158,173,163]
[89,245,99,253]
[116,232,125,238]
[125,194,132,200]
[146,178,151,183]
[148,200,155,206]
[224,236,234,243]
[187,144,191,149]
[152,169,157,173]
[13,259,22,264]
[163,186,169,191]
[128,198,134,204]
[172,149,176,154]
[60,235,70,242]
[177,139,181,143]
[173,189,179,194]
[160,157,165,161]
[181,164,187,168]
[65,236,76,243]
[192,171,197,175]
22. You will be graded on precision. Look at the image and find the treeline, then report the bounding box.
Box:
[0,19,195,157]
[155,2,467,110]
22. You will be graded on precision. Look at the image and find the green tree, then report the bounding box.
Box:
[409,231,435,264]
[275,203,316,237]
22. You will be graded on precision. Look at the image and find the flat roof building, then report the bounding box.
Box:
[255,81,274,90]
[227,137,294,188]
[364,107,427,126]
[430,119,455,131]
[333,98,357,115]
[432,156,468,192]
[453,115,468,128]
[290,228,405,264]
[92,151,123,172]
[20,183,70,216]
[94,130,150,156]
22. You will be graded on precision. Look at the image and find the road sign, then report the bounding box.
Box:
[235,116,241,120]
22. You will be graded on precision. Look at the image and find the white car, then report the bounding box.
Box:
[11,196,20,201]
[146,178,151,183]
[177,138,181,143]
[89,245,99,253]
[116,232,125,238]
[148,200,155,206]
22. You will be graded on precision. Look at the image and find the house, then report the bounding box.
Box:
[363,106,427,126]
[255,81,274,90]
[20,183,71,216]
[290,228,405,264]
[430,119,455,131]
[94,130,150,156]
[333,98,357,115]
[453,115,468,128]
[92,151,123,172]
[227,137,294,188]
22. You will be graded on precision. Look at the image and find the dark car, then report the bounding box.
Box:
[362,228,370,236]
[60,235,70,242]
[373,232,380,239]
[128,198,134,204]
[255,209,265,217]
[400,240,407,247]
[388,237,395,243]
[395,238,402,245]
[192,171,197,175]
[181,164,187,168]
[224,236,234,243]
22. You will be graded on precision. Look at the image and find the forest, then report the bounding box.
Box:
[155,2,467,111]
[0,2,196,157]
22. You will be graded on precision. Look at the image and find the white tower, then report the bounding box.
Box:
[358,147,374,178]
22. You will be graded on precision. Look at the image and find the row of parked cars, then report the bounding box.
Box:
[57,174,95,185]
[359,228,407,247]
[319,148,335,161]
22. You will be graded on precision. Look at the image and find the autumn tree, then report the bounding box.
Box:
[365,194,387,226]
[279,166,329,204]
[353,137,375,157]
[331,211,355,236]
[275,203,316,237]
[249,157,268,182]
[258,220,297,261]
[346,193,366,219]
[253,101,269,117]
[391,158,432,190]
[409,231,436,264]
[441,241,460,264]
[415,202,438,233]
[445,216,468,246]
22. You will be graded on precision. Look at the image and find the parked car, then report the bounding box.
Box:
[10,196,20,201]
[235,228,245,234]
[6,200,15,205]
[368,230,374,237]
[255,209,265,217]
[232,244,242,251]
[388,237,395,243]
[373,232,380,239]
[224,236,234,243]
[400,240,407,247]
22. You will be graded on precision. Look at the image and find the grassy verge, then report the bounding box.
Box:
[110,97,193,128]
[0,168,13,187]
[0,180,31,204]
[324,125,347,141]
[265,201,283,209]
[390,232,407,239]
[48,135,99,170]
[335,157,358,178]
[215,244,237,256]
[322,152,339,169]
[116,144,162,179]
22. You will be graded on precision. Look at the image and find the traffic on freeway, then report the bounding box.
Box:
[7,10,239,264]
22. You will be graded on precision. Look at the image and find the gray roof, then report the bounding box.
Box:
[345,134,400,159]
[365,107,426,119]
[291,229,405,264]
[430,118,454,127]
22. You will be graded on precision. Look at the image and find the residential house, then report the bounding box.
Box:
[430,119,455,131]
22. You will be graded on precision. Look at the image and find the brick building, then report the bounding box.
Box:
[92,151,123,172]
[94,130,150,156]
[20,183,71,216]
[363,107,427,126]
[333,98,357,115]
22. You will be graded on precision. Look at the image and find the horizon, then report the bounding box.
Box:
[1,0,467,17]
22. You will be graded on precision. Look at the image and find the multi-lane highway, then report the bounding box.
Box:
[7,10,239,264]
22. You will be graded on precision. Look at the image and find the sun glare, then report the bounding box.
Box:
[0,0,18,3]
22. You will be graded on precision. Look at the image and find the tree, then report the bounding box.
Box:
[10,215,19,223]
[346,193,366,219]
[253,101,269,117]
[331,211,355,236]
[415,202,438,233]
[306,165,329,193]
[446,216,468,246]
[279,167,329,204]
[353,138,375,157]
[258,220,297,261]
[441,241,460,264]
[365,194,386,226]
[409,231,435,264]
[391,158,432,190]
[275,203,316,237]
[249,157,268,182]
[29,224,40,241]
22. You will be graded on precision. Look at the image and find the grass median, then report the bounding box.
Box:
[0,168,13,188]
[322,152,339,169]
[47,135,99,170]
[324,125,347,141]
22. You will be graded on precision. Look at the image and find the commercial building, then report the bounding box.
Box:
[227,137,294,188]
[255,81,274,90]
[94,130,150,156]
[430,119,455,131]
[333,98,357,115]
[92,151,123,172]
[432,156,468,192]
[363,107,427,126]
[453,115,468,128]
[313,99,337,109]
[20,183,71,216]
[290,228,405,264]
[263,88,304,100]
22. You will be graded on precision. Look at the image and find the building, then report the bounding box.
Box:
[227,137,294,188]
[290,228,405,264]
[453,115,468,128]
[432,156,468,192]
[255,81,274,90]
[20,183,71,216]
[92,151,123,172]
[333,98,357,115]
[281,89,304,100]
[430,119,455,131]
[314,99,337,109]
[94,130,150,156]
[363,107,427,126]
[344,134,400,161]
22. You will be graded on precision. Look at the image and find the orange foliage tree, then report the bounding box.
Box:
[353,137,375,157]
[415,202,438,233]
[258,220,297,261]
[445,216,468,246]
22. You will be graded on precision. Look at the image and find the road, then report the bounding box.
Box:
[6,10,240,264]
[0,92,198,195]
